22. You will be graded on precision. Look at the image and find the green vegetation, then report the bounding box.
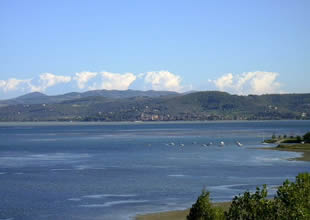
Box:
[225,185,274,219]
[304,132,310,143]
[187,190,225,220]
[186,173,310,220]
[264,138,278,143]
[137,173,309,220]
[264,131,310,144]
[0,91,310,121]
[274,173,310,219]
[277,143,310,150]
[263,132,310,161]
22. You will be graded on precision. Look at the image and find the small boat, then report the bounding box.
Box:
[170,142,175,146]
[220,141,225,146]
[235,141,243,147]
[202,144,207,147]
[180,144,185,147]
[207,142,213,146]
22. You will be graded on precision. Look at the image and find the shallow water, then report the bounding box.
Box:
[0,121,309,220]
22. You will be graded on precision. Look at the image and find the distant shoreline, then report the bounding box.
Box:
[259,144,310,162]
[0,119,309,126]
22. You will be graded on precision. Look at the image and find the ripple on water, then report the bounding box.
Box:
[79,200,148,208]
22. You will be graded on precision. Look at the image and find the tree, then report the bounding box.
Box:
[187,189,224,220]
[225,185,274,220]
[296,136,302,142]
[303,132,310,143]
[274,173,310,219]
[189,173,309,220]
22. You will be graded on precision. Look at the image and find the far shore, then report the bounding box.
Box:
[0,119,309,126]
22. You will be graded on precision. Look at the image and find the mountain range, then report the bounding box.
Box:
[0,90,309,121]
[0,90,179,106]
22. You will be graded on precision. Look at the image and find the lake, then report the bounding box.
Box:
[0,121,309,220]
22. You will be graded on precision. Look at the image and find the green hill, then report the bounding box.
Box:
[0,91,309,121]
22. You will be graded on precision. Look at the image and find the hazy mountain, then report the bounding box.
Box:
[0,89,179,106]
[0,91,309,121]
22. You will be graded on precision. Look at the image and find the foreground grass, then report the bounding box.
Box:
[136,202,231,220]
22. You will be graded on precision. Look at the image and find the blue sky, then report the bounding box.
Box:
[0,0,309,98]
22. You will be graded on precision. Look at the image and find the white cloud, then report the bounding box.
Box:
[0,78,30,92]
[213,73,234,91]
[74,71,97,89]
[0,80,7,89]
[212,71,282,95]
[144,71,182,92]
[249,72,280,94]
[89,72,136,90]
[29,73,72,92]
[137,73,145,79]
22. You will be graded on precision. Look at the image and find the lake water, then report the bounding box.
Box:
[0,121,309,220]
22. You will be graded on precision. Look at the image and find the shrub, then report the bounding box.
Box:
[273,173,310,219]
[296,136,302,142]
[303,132,310,143]
[189,173,309,220]
[187,189,225,220]
[224,185,274,220]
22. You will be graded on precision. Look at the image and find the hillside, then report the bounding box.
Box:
[0,89,179,106]
[0,91,309,121]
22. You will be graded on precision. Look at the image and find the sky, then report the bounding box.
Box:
[0,0,309,99]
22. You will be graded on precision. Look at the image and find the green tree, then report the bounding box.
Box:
[274,173,310,220]
[189,173,309,220]
[187,189,224,220]
[303,132,310,143]
[225,185,274,220]
[296,135,302,142]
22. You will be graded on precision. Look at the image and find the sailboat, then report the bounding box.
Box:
[235,141,243,147]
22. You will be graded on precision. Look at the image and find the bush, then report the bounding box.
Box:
[273,173,310,219]
[189,173,310,220]
[225,173,310,220]
[296,136,302,142]
[303,132,310,143]
[187,189,224,220]
[224,185,274,220]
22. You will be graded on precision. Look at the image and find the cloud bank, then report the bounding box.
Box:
[0,78,30,92]
[74,71,97,89]
[144,71,182,91]
[0,70,283,97]
[89,72,137,90]
[212,71,282,95]
[29,73,72,92]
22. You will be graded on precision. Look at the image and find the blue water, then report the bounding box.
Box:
[0,121,309,220]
